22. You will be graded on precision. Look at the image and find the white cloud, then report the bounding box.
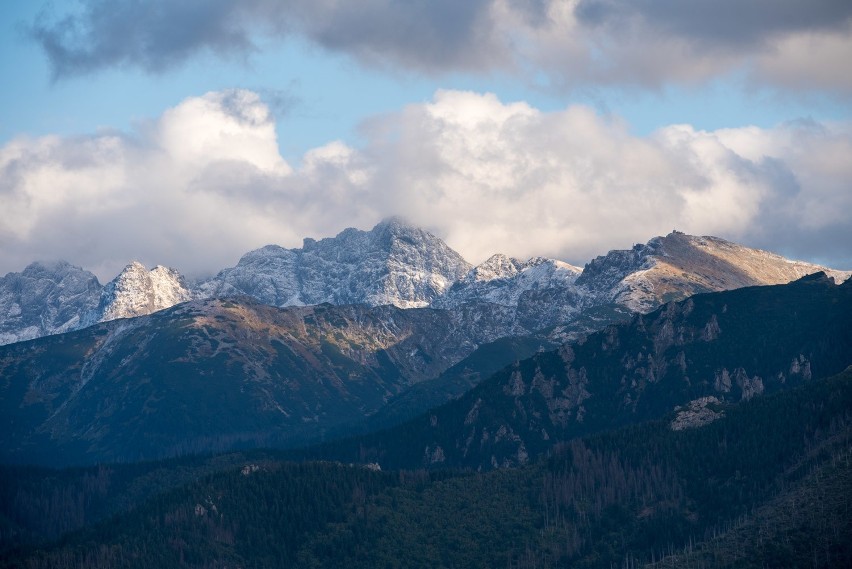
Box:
[1,89,850,282]
[155,89,290,175]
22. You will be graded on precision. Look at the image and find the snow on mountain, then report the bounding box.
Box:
[196,245,301,307]
[2,223,849,347]
[86,262,192,324]
[436,254,582,308]
[197,217,472,308]
[0,261,101,345]
[438,231,850,341]
[576,231,851,313]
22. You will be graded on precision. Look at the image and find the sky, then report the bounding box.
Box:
[1,0,851,281]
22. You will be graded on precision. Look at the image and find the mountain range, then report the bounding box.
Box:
[2,219,850,467]
[2,219,847,347]
[2,270,850,468]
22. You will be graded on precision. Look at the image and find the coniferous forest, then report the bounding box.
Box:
[2,367,850,568]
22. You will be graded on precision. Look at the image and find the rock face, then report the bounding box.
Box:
[670,396,725,431]
[197,218,472,308]
[87,262,192,324]
[0,261,101,345]
[0,219,474,346]
[434,231,849,343]
[430,254,590,342]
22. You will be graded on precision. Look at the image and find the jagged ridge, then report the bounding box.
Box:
[197,218,472,308]
[1,223,848,347]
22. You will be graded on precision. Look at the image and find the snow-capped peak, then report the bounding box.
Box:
[437,254,582,309]
[577,231,851,312]
[0,261,101,345]
[2,223,849,347]
[92,261,191,323]
[197,218,472,309]
[465,254,524,282]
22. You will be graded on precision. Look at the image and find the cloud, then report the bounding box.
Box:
[30,0,504,78]
[0,89,299,280]
[1,89,850,282]
[568,0,852,92]
[30,0,257,78]
[574,0,852,48]
[286,0,502,72]
[359,90,852,267]
[28,0,852,96]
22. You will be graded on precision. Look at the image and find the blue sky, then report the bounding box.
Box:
[1,0,851,279]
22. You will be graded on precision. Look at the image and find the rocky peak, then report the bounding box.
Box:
[198,218,472,309]
[575,239,658,292]
[3,225,849,348]
[576,231,851,313]
[465,254,524,283]
[92,261,191,323]
[0,261,102,345]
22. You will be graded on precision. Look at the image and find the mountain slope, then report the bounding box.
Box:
[0,297,520,466]
[0,219,472,346]
[435,254,582,308]
[347,333,556,435]
[2,225,848,348]
[576,230,850,312]
[311,273,852,470]
[440,231,849,343]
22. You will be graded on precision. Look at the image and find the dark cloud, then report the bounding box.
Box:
[30,0,500,79]
[31,0,256,79]
[505,0,551,27]
[575,0,852,49]
[291,0,500,71]
[27,0,852,96]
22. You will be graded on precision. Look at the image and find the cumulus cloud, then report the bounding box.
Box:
[1,89,850,281]
[360,90,852,267]
[28,0,852,95]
